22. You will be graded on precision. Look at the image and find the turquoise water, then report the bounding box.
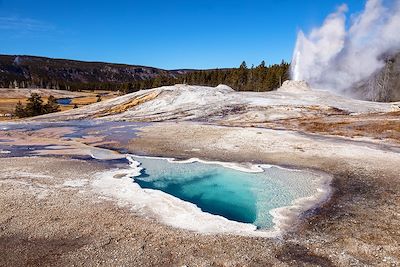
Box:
[132,156,320,229]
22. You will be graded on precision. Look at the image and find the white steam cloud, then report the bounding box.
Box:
[291,0,400,92]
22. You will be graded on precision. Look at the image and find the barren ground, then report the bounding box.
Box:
[0,84,399,266]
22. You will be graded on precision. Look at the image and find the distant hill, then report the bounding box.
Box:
[0,54,188,91]
[0,55,291,94]
[350,52,400,102]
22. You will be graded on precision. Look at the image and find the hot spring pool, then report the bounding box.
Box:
[0,120,330,234]
[129,156,329,230]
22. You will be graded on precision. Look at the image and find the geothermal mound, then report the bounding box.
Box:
[277,80,311,92]
[34,83,397,123]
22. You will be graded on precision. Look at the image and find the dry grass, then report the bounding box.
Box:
[278,112,400,142]
[306,120,400,140]
[0,117,13,121]
[0,90,118,119]
[0,98,28,104]
[59,106,74,112]
[71,97,98,105]
[0,98,28,115]
[0,97,63,113]
[223,110,400,143]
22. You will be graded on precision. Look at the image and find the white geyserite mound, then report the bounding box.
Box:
[34,83,398,122]
[277,80,311,93]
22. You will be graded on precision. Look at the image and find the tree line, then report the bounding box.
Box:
[5,61,290,94]
[121,60,290,94]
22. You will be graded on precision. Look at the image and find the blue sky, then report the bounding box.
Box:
[0,0,365,69]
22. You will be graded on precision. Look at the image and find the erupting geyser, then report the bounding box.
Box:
[292,51,302,81]
[291,0,400,93]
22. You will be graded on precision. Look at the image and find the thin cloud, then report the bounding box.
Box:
[0,16,54,31]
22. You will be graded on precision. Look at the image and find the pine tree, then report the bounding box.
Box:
[25,93,45,117]
[14,101,26,118]
[44,95,60,113]
[237,61,248,90]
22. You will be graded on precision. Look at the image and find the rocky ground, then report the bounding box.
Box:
[126,122,400,266]
[1,83,399,266]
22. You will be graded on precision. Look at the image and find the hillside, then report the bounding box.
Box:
[350,52,400,102]
[0,55,290,93]
[0,55,187,91]
[4,53,400,101]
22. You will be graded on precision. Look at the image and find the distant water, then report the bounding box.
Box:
[132,156,321,229]
[56,98,72,105]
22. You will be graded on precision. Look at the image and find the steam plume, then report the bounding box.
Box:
[291,0,400,93]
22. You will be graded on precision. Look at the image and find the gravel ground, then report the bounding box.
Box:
[0,121,399,266]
